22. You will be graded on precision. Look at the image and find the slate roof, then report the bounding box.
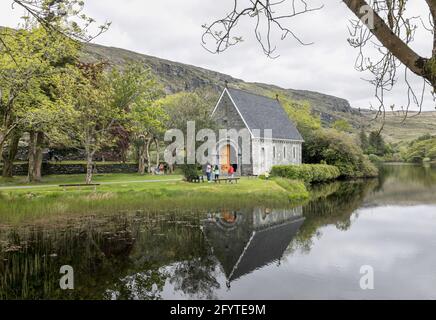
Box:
[226,88,304,141]
[228,218,305,282]
[202,212,305,283]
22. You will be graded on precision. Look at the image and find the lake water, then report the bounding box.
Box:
[1,164,436,300]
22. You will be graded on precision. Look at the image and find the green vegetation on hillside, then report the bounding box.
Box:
[400,135,436,163]
[276,95,378,179]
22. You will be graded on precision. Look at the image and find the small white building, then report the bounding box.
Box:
[212,87,304,176]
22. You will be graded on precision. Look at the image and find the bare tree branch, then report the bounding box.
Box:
[204,0,436,121]
[202,0,323,58]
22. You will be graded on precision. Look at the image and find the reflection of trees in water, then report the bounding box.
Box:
[288,179,378,253]
[168,257,220,300]
[380,164,436,188]
[0,216,137,300]
[365,165,436,205]
[0,213,217,300]
[106,267,168,300]
[1,206,307,300]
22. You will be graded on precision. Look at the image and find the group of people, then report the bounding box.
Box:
[205,164,236,182]
[154,163,166,175]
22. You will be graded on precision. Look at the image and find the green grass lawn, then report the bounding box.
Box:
[0,173,182,188]
[0,174,308,224]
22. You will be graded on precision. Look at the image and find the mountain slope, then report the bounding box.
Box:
[82,43,359,126]
[83,42,436,142]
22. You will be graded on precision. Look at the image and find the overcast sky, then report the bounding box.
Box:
[1,0,434,110]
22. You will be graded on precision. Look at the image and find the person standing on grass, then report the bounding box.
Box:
[228,165,235,179]
[214,165,220,181]
[206,164,212,182]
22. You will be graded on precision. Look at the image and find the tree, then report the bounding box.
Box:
[25,29,79,182]
[203,1,436,114]
[0,28,36,154]
[109,64,165,175]
[1,0,106,182]
[1,129,20,178]
[403,136,436,162]
[360,129,370,152]
[162,91,217,135]
[0,27,77,181]
[160,91,218,179]
[368,131,387,156]
[305,129,378,178]
[278,94,378,178]
[0,25,80,182]
[72,62,121,184]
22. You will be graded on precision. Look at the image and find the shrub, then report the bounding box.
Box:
[180,164,202,181]
[304,129,378,179]
[403,137,436,163]
[271,164,341,184]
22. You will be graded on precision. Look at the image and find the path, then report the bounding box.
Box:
[0,178,182,191]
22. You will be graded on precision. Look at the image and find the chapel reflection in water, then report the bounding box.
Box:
[202,207,305,287]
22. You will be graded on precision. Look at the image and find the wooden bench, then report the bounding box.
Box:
[59,184,101,191]
[214,177,240,184]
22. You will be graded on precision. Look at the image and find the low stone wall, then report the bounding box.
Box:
[5,163,139,176]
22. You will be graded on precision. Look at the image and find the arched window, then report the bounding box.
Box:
[283,146,287,159]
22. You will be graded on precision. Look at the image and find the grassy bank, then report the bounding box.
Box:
[0,175,308,224]
[0,173,181,187]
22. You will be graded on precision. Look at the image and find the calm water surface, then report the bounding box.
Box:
[1,164,436,300]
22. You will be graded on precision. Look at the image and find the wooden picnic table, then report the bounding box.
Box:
[214,177,240,184]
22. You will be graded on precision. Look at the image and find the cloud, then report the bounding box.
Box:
[0,0,434,110]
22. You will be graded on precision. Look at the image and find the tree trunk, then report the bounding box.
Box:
[146,138,152,174]
[33,132,44,182]
[27,131,44,183]
[138,138,148,175]
[86,152,94,185]
[27,131,36,183]
[2,131,20,178]
[0,133,5,159]
[155,138,160,170]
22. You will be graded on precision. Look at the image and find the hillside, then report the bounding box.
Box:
[60,42,436,143]
[362,110,436,144]
[82,43,360,126]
